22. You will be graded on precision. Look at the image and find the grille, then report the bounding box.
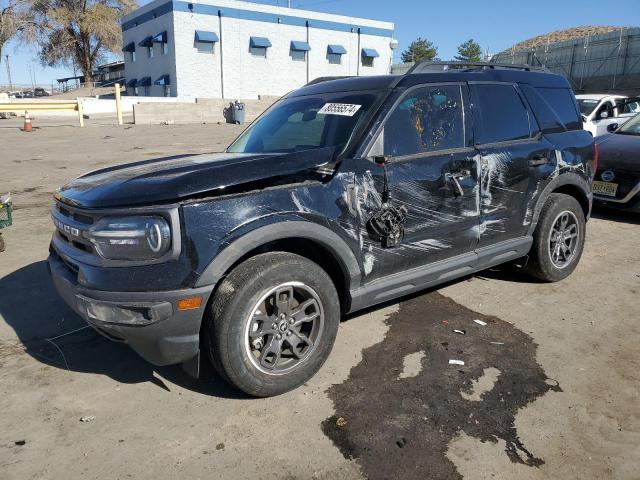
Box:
[57,203,94,225]
[52,200,97,255]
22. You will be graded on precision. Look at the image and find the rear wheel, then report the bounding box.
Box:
[524,193,586,282]
[204,252,340,397]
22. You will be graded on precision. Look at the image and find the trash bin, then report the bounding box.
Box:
[232,100,245,124]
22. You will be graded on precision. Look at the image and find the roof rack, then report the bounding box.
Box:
[305,76,353,86]
[406,61,547,75]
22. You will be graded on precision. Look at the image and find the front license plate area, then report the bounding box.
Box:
[593,181,618,197]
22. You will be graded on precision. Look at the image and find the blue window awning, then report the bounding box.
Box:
[327,44,347,55]
[250,36,272,48]
[138,77,151,87]
[153,31,167,43]
[290,41,311,51]
[361,48,380,58]
[195,30,219,43]
[126,78,138,87]
[138,36,153,47]
[154,75,170,86]
[122,42,135,53]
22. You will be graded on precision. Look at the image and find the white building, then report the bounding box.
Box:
[120,0,396,99]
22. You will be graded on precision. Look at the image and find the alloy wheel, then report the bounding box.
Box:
[244,282,324,375]
[548,210,580,269]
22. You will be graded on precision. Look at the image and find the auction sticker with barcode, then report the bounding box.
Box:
[318,103,362,116]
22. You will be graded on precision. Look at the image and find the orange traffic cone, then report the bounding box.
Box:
[23,111,33,132]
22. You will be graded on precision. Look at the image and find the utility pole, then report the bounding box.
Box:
[5,55,13,91]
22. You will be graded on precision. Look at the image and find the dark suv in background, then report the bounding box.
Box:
[48,62,595,397]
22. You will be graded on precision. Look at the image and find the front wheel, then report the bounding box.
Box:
[204,252,340,397]
[524,193,586,282]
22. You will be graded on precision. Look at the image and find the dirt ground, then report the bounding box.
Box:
[1,117,639,480]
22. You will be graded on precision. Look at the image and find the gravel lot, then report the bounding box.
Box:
[1,118,639,480]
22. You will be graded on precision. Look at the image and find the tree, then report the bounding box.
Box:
[26,0,137,83]
[455,39,482,62]
[401,37,438,63]
[0,0,32,69]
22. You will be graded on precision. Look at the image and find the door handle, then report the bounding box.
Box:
[529,154,550,167]
[445,172,465,197]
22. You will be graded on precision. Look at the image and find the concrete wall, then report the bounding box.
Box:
[133,95,279,124]
[121,0,395,99]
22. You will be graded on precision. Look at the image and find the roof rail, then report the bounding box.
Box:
[305,76,353,86]
[406,61,547,75]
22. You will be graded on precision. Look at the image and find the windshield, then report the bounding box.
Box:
[577,98,600,116]
[227,91,382,154]
[617,113,640,136]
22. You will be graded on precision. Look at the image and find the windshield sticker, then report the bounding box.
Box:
[318,103,362,116]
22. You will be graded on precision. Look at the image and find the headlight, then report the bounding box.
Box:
[86,216,171,261]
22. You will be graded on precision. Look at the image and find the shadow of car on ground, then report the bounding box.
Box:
[0,260,247,399]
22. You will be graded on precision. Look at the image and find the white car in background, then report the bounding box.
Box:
[576,94,640,137]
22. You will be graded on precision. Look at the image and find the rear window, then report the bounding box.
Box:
[521,85,581,134]
[470,84,531,144]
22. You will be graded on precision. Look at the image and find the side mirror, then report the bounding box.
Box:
[607,123,619,133]
[600,111,609,119]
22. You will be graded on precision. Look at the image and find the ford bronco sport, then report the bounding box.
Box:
[49,62,595,397]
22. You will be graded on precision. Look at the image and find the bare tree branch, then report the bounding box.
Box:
[20,0,137,81]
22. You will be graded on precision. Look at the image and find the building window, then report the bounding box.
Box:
[290,41,310,62]
[153,31,168,55]
[196,41,214,54]
[249,37,271,58]
[362,56,374,67]
[291,49,306,62]
[327,45,346,65]
[361,48,379,68]
[251,46,267,58]
[148,45,154,58]
[130,51,136,63]
[133,86,139,96]
[144,85,150,96]
[155,75,171,97]
[328,53,342,65]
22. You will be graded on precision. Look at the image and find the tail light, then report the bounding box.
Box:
[593,143,599,174]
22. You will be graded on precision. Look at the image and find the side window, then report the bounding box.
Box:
[382,85,465,157]
[470,84,531,144]
[536,88,581,131]
[595,102,612,120]
[521,85,581,133]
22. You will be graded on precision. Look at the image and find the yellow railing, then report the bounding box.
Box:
[0,98,85,127]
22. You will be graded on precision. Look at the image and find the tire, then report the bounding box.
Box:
[0,234,4,252]
[524,193,586,282]
[204,252,340,397]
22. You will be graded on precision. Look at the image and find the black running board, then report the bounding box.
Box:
[348,236,533,313]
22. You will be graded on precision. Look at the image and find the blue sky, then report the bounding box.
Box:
[2,0,639,86]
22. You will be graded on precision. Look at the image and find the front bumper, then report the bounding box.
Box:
[48,251,214,366]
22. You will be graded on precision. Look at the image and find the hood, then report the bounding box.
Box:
[56,148,335,208]
[596,133,640,172]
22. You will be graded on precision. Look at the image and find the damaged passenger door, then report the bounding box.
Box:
[363,83,480,279]
[469,82,549,248]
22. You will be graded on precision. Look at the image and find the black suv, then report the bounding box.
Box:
[49,62,595,397]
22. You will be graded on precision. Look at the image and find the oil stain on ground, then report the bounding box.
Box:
[322,292,561,480]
